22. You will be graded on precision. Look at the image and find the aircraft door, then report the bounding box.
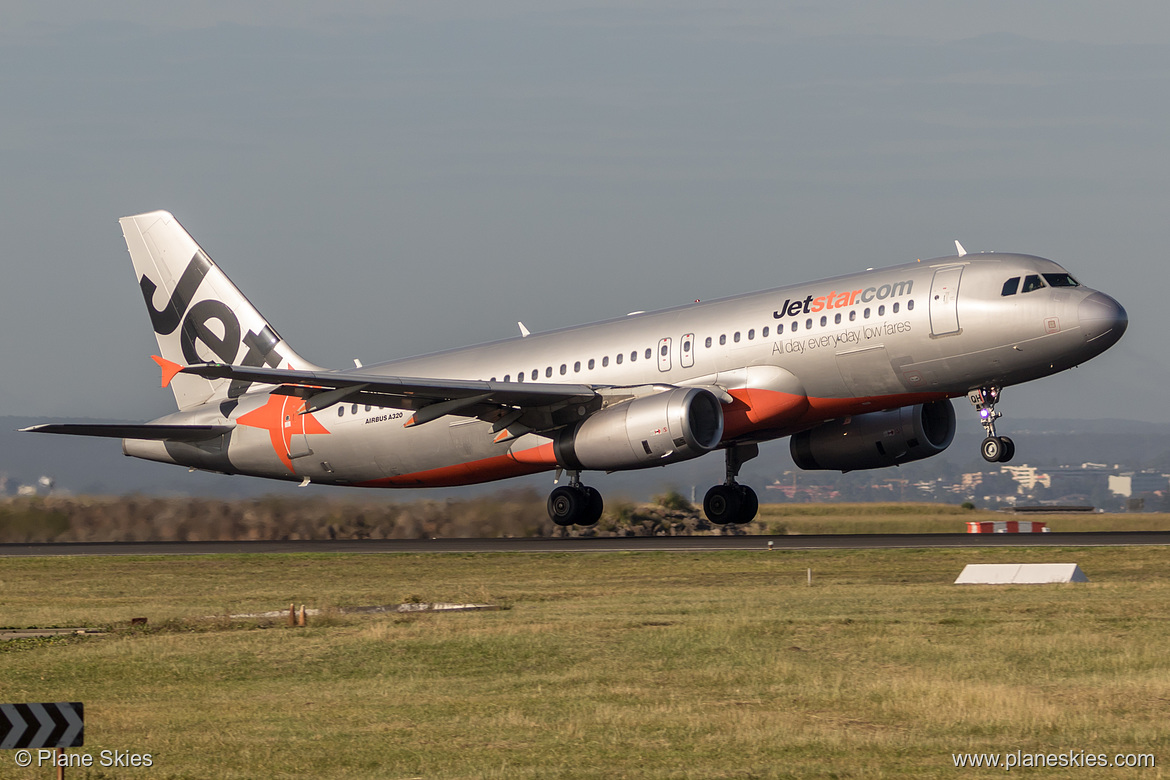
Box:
[929,266,963,336]
[680,333,695,369]
[657,337,672,372]
[285,400,314,461]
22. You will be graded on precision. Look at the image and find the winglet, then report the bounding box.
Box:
[955,240,968,257]
[152,355,185,388]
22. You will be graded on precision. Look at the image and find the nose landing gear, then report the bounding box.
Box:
[970,387,1015,463]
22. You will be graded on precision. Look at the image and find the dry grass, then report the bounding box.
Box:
[2,547,1169,777]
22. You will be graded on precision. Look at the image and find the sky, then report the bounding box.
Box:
[1,1,1167,433]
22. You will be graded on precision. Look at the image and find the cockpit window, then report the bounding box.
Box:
[1021,274,1045,293]
[1043,272,1079,288]
[1001,277,1020,296]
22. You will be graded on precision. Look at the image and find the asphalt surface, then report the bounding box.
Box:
[2,531,1169,556]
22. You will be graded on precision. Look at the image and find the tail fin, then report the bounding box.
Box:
[120,210,319,411]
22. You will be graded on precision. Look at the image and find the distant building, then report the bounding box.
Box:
[1001,464,1051,492]
[959,472,984,489]
[1109,471,1170,498]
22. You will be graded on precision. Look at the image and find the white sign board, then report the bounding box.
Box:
[955,563,1089,584]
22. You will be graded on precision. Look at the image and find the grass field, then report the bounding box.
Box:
[2,544,1168,778]
[756,504,1170,535]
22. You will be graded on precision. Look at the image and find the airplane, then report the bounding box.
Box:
[26,212,1127,526]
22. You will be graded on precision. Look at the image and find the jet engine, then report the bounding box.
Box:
[554,387,724,471]
[789,400,956,471]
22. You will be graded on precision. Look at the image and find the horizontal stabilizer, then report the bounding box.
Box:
[22,423,232,442]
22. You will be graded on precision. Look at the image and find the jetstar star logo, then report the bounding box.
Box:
[237,392,329,474]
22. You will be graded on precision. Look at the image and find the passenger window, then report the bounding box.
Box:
[574,361,581,372]
[1021,274,1045,293]
[532,369,538,380]
[516,372,523,382]
[602,356,609,367]
[683,339,691,351]
[560,364,567,375]
[588,358,595,369]
[863,308,870,319]
[630,351,637,362]
[907,300,914,311]
[616,353,623,364]
[834,313,841,324]
[805,318,812,329]
[777,323,784,334]
[351,404,358,414]
[658,346,666,358]
[791,321,798,332]
[747,329,754,340]
[878,305,885,316]
[365,405,371,412]
[892,302,899,314]
[719,335,727,345]
[546,367,552,378]
[645,348,652,360]
[763,326,770,337]
[1002,277,1020,296]
[503,376,510,383]
[733,332,741,343]
[1043,272,1079,288]
[819,316,827,327]
[338,406,344,417]
[704,337,712,348]
[849,311,856,321]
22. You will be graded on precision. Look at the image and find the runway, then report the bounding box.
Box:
[2,531,1169,556]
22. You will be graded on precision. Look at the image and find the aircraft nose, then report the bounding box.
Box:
[1078,291,1128,345]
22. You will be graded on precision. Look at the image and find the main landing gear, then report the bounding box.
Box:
[970,387,1015,463]
[547,472,604,527]
[545,444,762,528]
[703,443,760,525]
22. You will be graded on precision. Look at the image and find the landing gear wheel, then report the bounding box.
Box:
[981,436,1015,463]
[548,485,586,526]
[581,486,604,526]
[735,485,759,524]
[547,484,603,526]
[704,484,743,525]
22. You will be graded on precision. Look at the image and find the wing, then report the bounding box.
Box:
[22,423,232,441]
[178,362,600,435]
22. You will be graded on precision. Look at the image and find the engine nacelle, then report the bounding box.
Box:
[554,387,724,471]
[790,400,956,471]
